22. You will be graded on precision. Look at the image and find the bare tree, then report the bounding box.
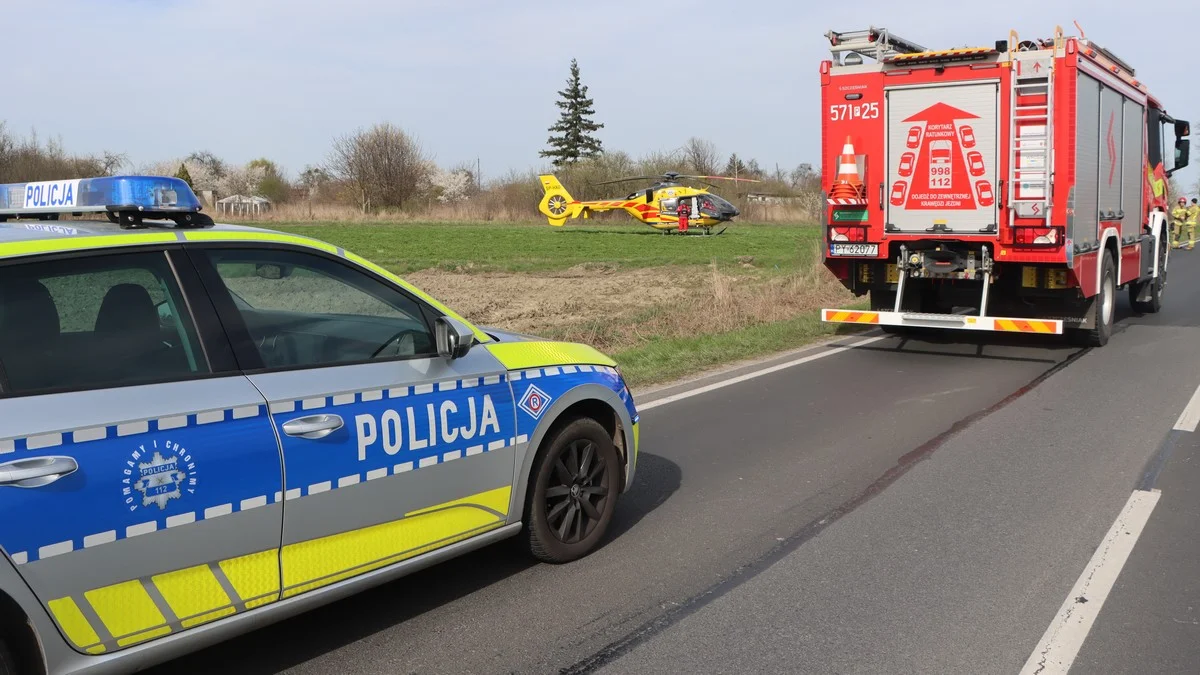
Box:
[0,123,114,183]
[99,151,128,176]
[326,123,431,212]
[682,137,720,175]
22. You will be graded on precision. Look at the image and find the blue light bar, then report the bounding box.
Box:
[0,176,203,217]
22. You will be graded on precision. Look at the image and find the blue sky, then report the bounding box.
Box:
[7,0,1198,190]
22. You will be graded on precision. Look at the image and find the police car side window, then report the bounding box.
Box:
[0,252,209,396]
[204,249,437,370]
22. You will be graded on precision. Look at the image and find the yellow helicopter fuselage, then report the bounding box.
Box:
[537,175,740,231]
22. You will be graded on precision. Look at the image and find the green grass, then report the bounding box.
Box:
[613,303,870,389]
[272,221,819,274]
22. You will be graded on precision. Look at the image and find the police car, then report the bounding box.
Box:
[0,176,639,674]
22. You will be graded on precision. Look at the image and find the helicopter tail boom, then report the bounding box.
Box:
[537,175,583,226]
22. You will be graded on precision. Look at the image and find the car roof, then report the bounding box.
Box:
[0,218,275,245]
[0,218,330,261]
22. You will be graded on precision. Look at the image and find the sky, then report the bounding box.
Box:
[5,0,1198,190]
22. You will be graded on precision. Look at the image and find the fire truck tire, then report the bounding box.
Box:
[1130,237,1167,314]
[1076,252,1115,347]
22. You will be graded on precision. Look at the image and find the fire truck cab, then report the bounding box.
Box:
[819,26,1191,346]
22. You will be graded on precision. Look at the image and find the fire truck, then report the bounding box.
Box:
[818,26,1191,346]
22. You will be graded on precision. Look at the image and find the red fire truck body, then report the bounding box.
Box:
[819,27,1191,345]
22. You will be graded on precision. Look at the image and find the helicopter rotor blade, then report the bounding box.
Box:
[680,175,763,183]
[591,176,660,186]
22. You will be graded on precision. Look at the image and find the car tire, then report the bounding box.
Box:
[1077,251,1115,347]
[0,638,19,675]
[524,417,619,564]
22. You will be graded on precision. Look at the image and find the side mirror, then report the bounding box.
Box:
[1173,138,1191,173]
[155,300,172,326]
[435,316,475,360]
[255,263,292,280]
[1176,119,1191,138]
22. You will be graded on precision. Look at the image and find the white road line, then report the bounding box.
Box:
[638,336,886,411]
[1172,383,1200,432]
[1019,489,1161,675]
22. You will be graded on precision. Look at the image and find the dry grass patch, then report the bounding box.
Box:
[408,244,855,356]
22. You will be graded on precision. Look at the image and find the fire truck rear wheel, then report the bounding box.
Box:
[1076,251,1115,347]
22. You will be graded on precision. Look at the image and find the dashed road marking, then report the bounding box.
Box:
[1172,383,1200,432]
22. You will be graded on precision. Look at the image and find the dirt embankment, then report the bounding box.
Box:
[406,264,704,337]
[407,256,854,353]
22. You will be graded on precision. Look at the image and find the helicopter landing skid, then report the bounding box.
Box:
[664,227,727,236]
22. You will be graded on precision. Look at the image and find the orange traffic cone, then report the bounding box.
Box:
[828,136,865,204]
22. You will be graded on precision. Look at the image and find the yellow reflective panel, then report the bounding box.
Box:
[151,564,232,626]
[0,233,177,259]
[217,549,280,607]
[281,485,510,598]
[84,580,165,644]
[485,341,617,370]
[182,230,338,253]
[46,597,101,651]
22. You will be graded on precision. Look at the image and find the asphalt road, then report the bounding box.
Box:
[151,253,1200,675]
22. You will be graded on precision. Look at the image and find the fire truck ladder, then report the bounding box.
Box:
[1007,29,1059,223]
[825,27,927,63]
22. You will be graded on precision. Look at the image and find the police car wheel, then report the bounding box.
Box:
[525,417,619,564]
[0,637,17,675]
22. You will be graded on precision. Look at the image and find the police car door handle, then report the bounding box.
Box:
[282,414,344,440]
[0,456,79,488]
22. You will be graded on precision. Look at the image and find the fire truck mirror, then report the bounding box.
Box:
[1173,139,1190,173]
[1175,119,1191,138]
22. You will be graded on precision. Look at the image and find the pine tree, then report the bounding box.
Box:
[724,153,748,178]
[174,162,194,188]
[540,58,604,167]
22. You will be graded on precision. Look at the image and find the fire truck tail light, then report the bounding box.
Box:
[830,227,868,242]
[1015,227,1062,246]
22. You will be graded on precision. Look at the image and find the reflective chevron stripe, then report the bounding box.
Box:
[821,309,1064,335]
[994,319,1059,333]
[47,485,509,653]
[822,310,880,324]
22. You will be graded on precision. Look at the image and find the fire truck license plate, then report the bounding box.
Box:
[830,243,878,256]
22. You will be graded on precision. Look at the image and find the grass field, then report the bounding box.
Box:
[271,220,813,274]
[266,220,860,387]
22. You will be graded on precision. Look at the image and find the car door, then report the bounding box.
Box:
[188,245,518,599]
[0,248,283,655]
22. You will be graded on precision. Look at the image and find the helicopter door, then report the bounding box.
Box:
[659,196,679,215]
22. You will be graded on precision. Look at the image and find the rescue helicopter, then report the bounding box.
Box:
[536,172,758,235]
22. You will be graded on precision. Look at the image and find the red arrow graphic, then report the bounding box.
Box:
[902,103,981,125]
[900,103,983,211]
